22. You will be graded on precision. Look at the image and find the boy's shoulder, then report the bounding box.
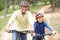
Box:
[34,21,46,23]
[34,21,38,23]
[42,21,48,26]
[34,21,47,24]
[34,21,37,24]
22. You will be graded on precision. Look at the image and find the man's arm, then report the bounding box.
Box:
[5,11,17,32]
[28,12,34,34]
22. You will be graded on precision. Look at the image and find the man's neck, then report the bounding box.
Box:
[22,12,26,17]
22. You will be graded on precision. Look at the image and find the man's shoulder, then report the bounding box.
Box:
[27,11,33,17]
[12,10,21,15]
[27,11,32,14]
[11,10,21,16]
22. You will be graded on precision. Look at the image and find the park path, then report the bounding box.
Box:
[0,14,12,18]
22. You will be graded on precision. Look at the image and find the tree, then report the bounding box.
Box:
[54,0,60,7]
[41,0,49,5]
[12,0,15,11]
[17,0,22,9]
[0,0,4,11]
[49,0,55,11]
[5,0,8,17]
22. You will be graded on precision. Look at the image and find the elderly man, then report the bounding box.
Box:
[5,1,34,40]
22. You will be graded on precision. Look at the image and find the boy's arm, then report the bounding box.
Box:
[45,22,54,32]
[45,22,57,34]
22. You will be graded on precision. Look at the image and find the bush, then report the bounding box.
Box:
[0,0,4,11]
[54,0,60,7]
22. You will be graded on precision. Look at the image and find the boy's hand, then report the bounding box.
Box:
[51,31,57,35]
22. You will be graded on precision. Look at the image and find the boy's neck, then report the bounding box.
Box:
[37,21,43,24]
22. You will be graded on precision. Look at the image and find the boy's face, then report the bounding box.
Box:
[21,6,29,13]
[37,17,44,23]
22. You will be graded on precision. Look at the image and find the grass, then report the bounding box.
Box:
[0,16,10,31]
[0,10,5,16]
[0,9,14,16]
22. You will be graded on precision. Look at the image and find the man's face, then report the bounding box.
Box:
[21,6,29,13]
[37,17,44,23]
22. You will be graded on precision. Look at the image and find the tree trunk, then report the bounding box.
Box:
[5,0,8,18]
[50,0,55,11]
[12,0,15,11]
[18,0,21,9]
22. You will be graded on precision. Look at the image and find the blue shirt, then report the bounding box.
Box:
[34,21,54,34]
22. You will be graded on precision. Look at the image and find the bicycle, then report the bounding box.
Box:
[32,33,56,40]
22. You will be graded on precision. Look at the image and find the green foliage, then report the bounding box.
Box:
[0,16,10,30]
[0,8,14,16]
[30,5,43,12]
[41,0,49,4]
[54,0,60,7]
[41,0,49,2]
[0,0,4,11]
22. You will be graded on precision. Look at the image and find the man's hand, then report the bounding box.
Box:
[5,24,11,33]
[30,30,34,33]
[29,30,35,36]
[5,27,11,33]
[31,33,36,36]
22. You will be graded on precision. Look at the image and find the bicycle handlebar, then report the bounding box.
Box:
[34,33,56,37]
[17,30,30,34]
[8,30,30,34]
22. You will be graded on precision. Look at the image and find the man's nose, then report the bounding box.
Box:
[23,7,26,10]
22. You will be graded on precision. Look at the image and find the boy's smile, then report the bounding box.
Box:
[37,17,44,23]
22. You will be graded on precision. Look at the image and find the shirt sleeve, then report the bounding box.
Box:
[28,12,34,24]
[34,22,37,30]
[44,22,54,32]
[8,11,17,24]
[28,11,34,30]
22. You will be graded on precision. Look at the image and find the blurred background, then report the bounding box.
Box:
[0,0,60,40]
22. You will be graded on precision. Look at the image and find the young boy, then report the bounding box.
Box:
[32,13,55,40]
